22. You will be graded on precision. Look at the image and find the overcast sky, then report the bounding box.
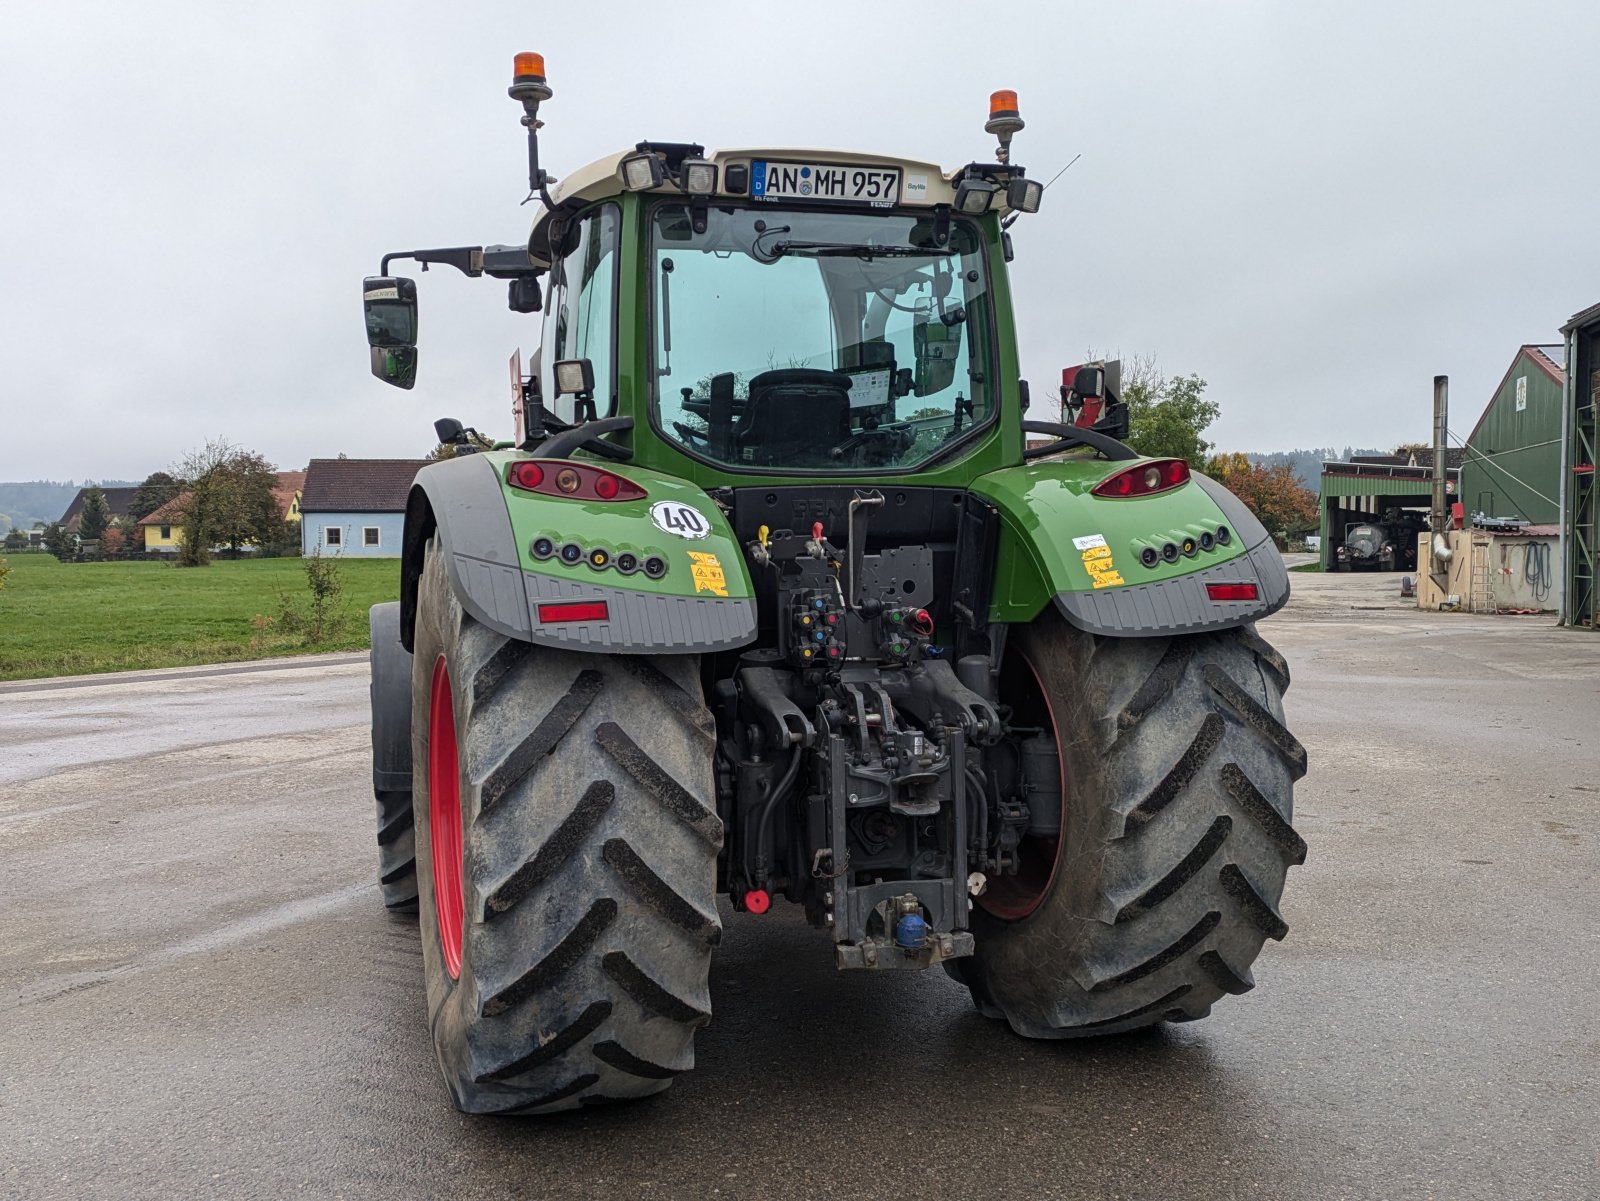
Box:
[3,0,1597,482]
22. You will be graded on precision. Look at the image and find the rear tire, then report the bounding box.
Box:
[411,536,722,1113]
[954,611,1307,1037]
[369,602,417,911]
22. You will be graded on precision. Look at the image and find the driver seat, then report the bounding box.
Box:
[735,369,852,465]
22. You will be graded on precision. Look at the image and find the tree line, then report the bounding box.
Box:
[11,440,299,565]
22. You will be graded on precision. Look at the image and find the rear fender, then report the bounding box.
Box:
[972,460,1289,637]
[399,451,757,654]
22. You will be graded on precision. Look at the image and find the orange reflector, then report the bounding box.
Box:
[538,600,608,623]
[1206,583,1259,602]
[513,51,546,79]
[989,89,1019,115]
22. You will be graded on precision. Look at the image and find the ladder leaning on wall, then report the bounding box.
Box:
[1468,537,1496,614]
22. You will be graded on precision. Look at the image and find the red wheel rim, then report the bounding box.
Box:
[978,646,1067,921]
[428,655,465,979]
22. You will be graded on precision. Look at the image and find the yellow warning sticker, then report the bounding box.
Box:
[687,551,729,597]
[1081,541,1123,590]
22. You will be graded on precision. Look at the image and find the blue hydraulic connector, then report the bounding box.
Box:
[894,913,928,950]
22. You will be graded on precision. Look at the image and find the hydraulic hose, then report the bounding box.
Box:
[750,747,803,889]
[1524,541,1552,605]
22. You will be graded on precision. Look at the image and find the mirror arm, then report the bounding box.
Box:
[380,246,486,278]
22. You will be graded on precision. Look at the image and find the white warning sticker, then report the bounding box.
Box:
[1072,533,1108,551]
[649,500,712,540]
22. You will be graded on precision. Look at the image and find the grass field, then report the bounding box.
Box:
[0,554,401,680]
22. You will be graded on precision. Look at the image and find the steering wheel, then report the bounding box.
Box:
[748,368,853,394]
[672,421,707,444]
[829,424,914,461]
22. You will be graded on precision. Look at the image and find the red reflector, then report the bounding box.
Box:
[1206,583,1259,602]
[743,888,771,914]
[1092,458,1190,498]
[537,600,609,623]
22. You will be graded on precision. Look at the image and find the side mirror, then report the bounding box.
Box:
[365,276,418,389]
[912,309,957,396]
[1072,365,1105,400]
[370,345,418,390]
[364,277,418,347]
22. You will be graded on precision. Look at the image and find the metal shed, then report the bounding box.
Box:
[1459,345,1565,525]
[1561,303,1600,628]
[1318,459,1458,572]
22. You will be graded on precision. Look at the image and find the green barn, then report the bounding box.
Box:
[1460,345,1565,525]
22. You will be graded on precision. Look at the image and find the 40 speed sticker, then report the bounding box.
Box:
[649,500,712,540]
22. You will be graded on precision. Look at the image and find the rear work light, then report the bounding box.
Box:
[1206,583,1259,602]
[506,460,647,502]
[537,600,609,623]
[1091,458,1190,498]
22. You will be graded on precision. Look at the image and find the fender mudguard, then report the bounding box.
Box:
[972,462,1290,637]
[399,452,758,655]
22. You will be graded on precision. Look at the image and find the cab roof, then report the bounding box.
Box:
[530,146,1018,260]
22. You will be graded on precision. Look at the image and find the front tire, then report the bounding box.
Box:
[954,611,1307,1037]
[412,537,722,1113]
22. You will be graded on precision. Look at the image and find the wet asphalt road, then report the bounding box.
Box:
[2,574,1598,1200]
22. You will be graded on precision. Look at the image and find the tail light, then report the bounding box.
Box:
[507,460,647,502]
[1092,458,1190,498]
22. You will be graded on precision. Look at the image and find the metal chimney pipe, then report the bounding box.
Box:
[1431,375,1448,533]
[1430,375,1450,585]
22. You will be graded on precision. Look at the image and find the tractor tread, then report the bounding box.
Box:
[481,1074,600,1116]
[593,1040,679,1079]
[1125,712,1224,831]
[1113,639,1195,747]
[1116,816,1232,920]
[1091,911,1220,992]
[478,669,605,814]
[1219,862,1289,941]
[1220,762,1308,865]
[1203,663,1308,780]
[475,1001,613,1084]
[484,780,615,919]
[602,952,711,1026]
[471,639,534,703]
[603,838,721,945]
[481,899,618,1017]
[595,722,724,848]
[1198,949,1256,995]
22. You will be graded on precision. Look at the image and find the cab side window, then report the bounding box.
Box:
[541,204,620,423]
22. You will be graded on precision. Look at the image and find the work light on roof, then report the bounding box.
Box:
[620,151,665,192]
[953,178,998,215]
[1006,178,1042,214]
[681,159,718,196]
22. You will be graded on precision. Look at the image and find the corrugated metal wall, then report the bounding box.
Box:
[1460,350,1564,524]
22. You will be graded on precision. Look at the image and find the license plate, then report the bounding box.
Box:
[751,161,900,206]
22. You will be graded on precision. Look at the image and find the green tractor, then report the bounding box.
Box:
[363,54,1306,1115]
